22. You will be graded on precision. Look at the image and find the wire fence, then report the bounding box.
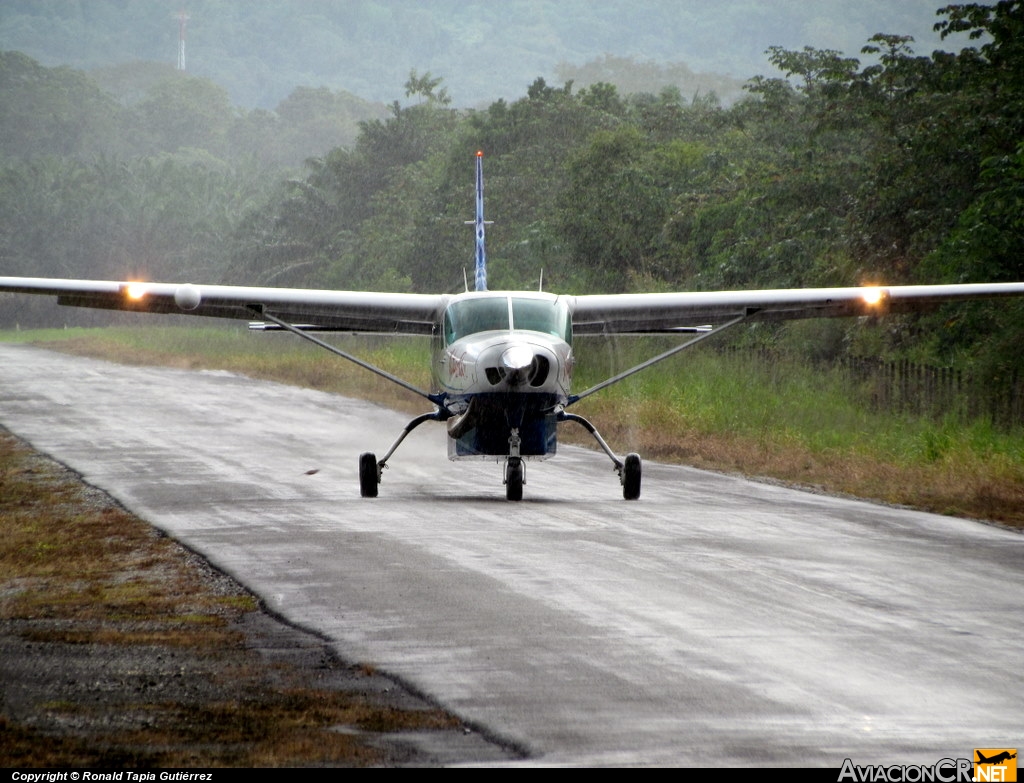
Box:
[720,347,1024,430]
[838,355,1023,429]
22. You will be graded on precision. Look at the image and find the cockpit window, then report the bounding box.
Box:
[511,298,571,343]
[444,297,509,343]
[444,296,572,345]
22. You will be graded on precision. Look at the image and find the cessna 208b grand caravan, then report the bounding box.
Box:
[3,152,1024,500]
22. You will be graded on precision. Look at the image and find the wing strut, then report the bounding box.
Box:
[249,307,446,406]
[567,312,752,406]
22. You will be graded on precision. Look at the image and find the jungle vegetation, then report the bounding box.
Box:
[2,2,1024,402]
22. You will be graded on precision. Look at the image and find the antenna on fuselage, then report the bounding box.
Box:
[464,150,491,292]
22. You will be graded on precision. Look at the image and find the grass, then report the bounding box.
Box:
[0,428,470,766]
[572,339,1024,523]
[4,325,1023,525]
[3,325,431,413]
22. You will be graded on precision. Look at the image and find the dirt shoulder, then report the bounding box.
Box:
[0,428,520,767]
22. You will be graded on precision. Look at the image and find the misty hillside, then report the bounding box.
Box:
[3,2,1022,395]
[0,0,970,108]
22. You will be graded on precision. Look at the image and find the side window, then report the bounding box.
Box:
[443,308,456,345]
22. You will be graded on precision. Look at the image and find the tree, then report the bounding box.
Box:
[130,74,235,158]
[404,69,451,106]
[558,127,668,291]
[0,52,125,160]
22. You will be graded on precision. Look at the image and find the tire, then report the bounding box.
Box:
[359,452,379,498]
[506,457,524,501]
[622,453,641,500]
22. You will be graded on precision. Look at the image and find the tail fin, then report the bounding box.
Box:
[474,150,487,292]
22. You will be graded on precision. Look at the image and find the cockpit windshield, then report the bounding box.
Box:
[443,296,571,345]
[444,297,508,343]
[511,298,571,343]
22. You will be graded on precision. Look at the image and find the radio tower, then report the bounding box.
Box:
[176,10,189,71]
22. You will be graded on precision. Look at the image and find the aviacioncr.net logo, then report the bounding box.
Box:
[838,757,973,782]
[974,749,1017,782]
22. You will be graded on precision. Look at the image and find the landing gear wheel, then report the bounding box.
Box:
[359,452,379,498]
[622,452,641,500]
[505,457,524,501]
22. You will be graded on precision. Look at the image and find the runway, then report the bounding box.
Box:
[1,343,1021,766]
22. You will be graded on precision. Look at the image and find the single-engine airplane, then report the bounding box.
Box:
[3,151,1024,500]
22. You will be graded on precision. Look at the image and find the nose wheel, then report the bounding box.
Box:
[505,457,524,501]
[504,427,524,501]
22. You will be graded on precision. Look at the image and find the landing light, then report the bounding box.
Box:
[124,282,148,300]
[861,286,887,306]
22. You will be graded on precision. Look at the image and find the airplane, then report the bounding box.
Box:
[3,151,1024,501]
[976,751,1016,765]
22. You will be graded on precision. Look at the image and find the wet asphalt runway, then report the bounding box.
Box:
[1,343,1021,766]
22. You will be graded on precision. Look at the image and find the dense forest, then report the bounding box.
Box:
[2,2,1024,394]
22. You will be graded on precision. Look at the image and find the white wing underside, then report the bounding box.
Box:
[4,277,1024,334]
[569,283,1024,333]
[0,277,446,334]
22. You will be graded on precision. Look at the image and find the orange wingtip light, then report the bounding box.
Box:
[124,282,149,300]
[476,150,483,157]
[861,286,887,306]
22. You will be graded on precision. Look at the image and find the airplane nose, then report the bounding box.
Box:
[490,344,553,388]
[501,345,534,373]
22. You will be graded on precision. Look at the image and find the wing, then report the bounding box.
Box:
[569,283,1024,334]
[0,277,446,335]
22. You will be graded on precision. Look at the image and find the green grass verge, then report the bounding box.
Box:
[574,338,1024,467]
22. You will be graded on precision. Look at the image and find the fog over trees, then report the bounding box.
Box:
[0,0,964,108]
[1,2,1023,391]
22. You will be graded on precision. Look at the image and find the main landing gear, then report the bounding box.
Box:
[358,410,447,498]
[559,411,642,501]
[358,452,379,498]
[359,410,641,501]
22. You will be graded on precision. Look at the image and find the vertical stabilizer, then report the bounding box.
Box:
[474,151,487,292]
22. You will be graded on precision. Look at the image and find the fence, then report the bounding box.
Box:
[719,347,1024,429]
[838,355,1023,429]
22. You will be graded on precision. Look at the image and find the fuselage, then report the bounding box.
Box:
[432,291,574,460]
